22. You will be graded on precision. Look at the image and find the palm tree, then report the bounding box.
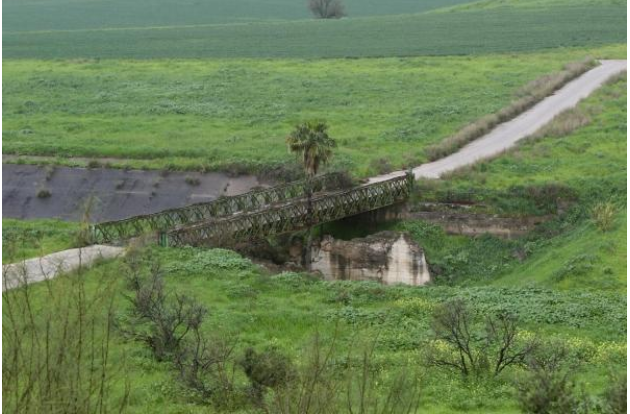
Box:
[286,121,337,269]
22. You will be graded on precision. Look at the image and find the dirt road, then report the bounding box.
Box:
[370,59,627,182]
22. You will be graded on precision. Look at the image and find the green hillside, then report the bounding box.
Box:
[413,74,627,291]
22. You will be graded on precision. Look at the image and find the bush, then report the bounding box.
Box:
[602,373,627,414]
[175,333,239,406]
[308,0,345,19]
[240,348,295,406]
[87,159,102,168]
[184,176,201,186]
[370,157,394,175]
[591,202,616,232]
[36,188,51,198]
[122,264,207,361]
[2,264,128,413]
[516,343,582,414]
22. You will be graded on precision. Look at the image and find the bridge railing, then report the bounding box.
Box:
[90,172,348,243]
[163,172,413,247]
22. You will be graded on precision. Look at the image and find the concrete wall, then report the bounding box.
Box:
[311,232,430,286]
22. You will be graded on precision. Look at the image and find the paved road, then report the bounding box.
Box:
[2,245,125,291]
[370,60,627,183]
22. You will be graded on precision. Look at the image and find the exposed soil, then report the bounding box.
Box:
[2,164,267,222]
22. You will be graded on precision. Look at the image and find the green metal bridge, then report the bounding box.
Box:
[91,171,413,248]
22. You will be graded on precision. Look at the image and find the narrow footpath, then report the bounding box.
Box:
[3,245,124,291]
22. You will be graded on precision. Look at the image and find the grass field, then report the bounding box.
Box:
[3,45,625,177]
[2,0,627,410]
[2,218,79,263]
[2,0,479,32]
[4,3,625,60]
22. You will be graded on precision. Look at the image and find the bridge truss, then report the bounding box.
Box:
[90,172,347,243]
[161,172,413,247]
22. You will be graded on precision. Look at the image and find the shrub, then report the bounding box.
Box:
[591,202,616,232]
[308,0,345,19]
[240,348,295,406]
[602,373,627,414]
[87,159,102,168]
[175,333,239,405]
[36,188,51,198]
[122,267,207,361]
[370,157,394,175]
[2,263,129,413]
[516,343,582,414]
[184,175,201,186]
[269,332,421,413]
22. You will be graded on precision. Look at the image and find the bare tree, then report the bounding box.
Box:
[308,0,345,19]
[426,299,537,378]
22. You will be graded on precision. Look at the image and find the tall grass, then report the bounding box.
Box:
[2,257,129,413]
[424,58,597,161]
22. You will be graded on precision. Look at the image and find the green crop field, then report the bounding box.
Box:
[3,0,626,59]
[3,45,625,177]
[3,0,479,32]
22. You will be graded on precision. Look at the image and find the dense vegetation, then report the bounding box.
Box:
[3,244,625,413]
[3,46,624,176]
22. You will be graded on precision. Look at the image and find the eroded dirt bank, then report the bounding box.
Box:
[2,164,266,222]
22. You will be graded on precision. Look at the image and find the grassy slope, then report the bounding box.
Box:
[416,74,627,291]
[6,248,624,413]
[3,2,626,59]
[3,45,625,176]
[2,218,79,263]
